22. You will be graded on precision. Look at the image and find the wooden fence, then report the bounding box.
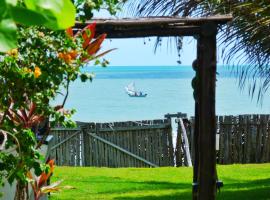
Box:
[50,119,174,167]
[50,114,270,167]
[176,114,270,166]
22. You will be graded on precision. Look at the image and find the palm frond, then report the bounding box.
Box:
[125,0,270,102]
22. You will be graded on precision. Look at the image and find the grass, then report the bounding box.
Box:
[50,164,270,200]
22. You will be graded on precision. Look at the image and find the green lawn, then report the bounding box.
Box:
[50,164,270,200]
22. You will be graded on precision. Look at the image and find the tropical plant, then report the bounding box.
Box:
[0,22,112,199]
[7,102,44,129]
[0,0,120,198]
[127,0,270,102]
[27,159,61,200]
[0,0,76,52]
[0,0,126,52]
[65,22,116,64]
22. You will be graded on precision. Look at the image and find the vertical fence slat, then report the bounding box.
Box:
[261,115,268,162]
[218,116,224,164]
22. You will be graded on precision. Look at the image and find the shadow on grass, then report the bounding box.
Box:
[217,187,270,200]
[222,177,270,188]
[108,179,191,200]
[110,183,191,200]
[114,191,191,200]
[96,179,191,195]
[217,178,270,200]
[111,178,270,200]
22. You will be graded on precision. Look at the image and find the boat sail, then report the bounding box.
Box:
[125,82,147,97]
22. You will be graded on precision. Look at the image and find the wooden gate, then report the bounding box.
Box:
[50,128,83,166]
[50,119,174,167]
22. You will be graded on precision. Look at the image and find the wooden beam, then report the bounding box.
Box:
[76,15,232,27]
[96,124,170,132]
[192,103,199,200]
[197,22,217,200]
[164,112,187,119]
[51,128,81,131]
[74,15,232,38]
[74,25,201,38]
[192,58,200,200]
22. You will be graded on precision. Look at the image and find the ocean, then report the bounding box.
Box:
[53,65,270,123]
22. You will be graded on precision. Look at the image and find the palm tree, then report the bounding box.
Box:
[126,0,270,102]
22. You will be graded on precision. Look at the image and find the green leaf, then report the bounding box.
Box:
[80,73,88,82]
[10,6,47,26]
[6,0,17,6]
[33,161,42,176]
[0,18,17,52]
[24,0,76,30]
[0,0,7,21]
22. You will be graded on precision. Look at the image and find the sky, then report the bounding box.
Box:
[92,9,204,66]
[93,9,229,66]
[102,37,198,66]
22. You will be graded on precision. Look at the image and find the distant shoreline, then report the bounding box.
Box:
[88,64,236,68]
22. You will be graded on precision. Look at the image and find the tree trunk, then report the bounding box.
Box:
[14,182,28,200]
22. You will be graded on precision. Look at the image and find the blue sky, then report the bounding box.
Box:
[93,10,203,66]
[94,11,227,66]
[101,37,198,66]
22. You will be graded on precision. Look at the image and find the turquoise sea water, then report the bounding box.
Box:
[54,66,270,122]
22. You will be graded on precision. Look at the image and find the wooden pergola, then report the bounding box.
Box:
[75,15,232,200]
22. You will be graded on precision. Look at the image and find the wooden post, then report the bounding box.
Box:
[191,56,199,200]
[192,103,199,200]
[197,22,217,200]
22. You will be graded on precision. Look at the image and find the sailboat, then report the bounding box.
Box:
[125,82,147,97]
